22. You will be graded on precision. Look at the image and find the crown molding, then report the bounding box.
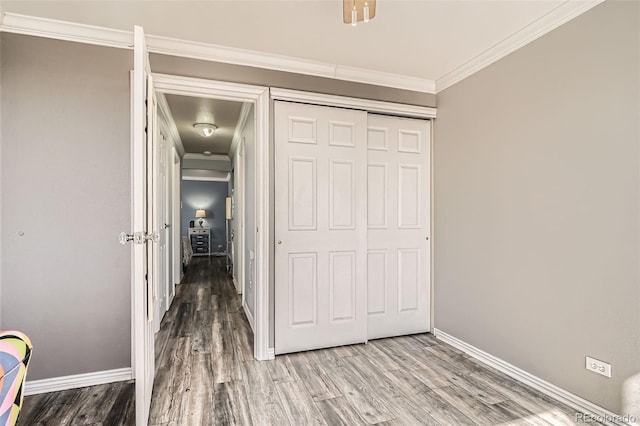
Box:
[435,0,606,92]
[334,64,435,94]
[0,13,435,94]
[0,13,132,49]
[146,34,435,93]
[229,102,252,158]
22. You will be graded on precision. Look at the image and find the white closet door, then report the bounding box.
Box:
[367,114,431,339]
[275,101,368,354]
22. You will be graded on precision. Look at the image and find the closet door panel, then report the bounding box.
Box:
[275,101,368,354]
[367,114,431,340]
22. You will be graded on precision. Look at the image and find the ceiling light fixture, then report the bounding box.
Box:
[193,123,218,137]
[344,0,375,26]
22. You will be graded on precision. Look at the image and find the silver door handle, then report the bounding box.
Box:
[163,223,170,229]
[119,232,136,245]
[277,240,282,245]
[119,232,144,245]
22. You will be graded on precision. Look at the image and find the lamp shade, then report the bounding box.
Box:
[195,209,206,218]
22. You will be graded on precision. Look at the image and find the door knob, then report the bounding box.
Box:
[119,232,144,245]
[163,223,170,229]
[277,240,282,245]
[119,232,135,245]
[119,231,158,245]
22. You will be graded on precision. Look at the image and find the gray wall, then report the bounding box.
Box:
[242,108,257,321]
[181,179,228,252]
[434,0,639,414]
[0,34,132,380]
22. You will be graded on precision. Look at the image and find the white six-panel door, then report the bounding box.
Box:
[366,114,431,339]
[274,101,368,354]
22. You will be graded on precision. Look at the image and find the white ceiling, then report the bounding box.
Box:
[2,0,570,83]
[164,94,244,155]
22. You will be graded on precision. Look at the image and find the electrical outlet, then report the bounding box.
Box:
[586,356,611,378]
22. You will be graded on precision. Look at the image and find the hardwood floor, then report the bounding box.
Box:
[21,257,595,425]
[19,379,135,425]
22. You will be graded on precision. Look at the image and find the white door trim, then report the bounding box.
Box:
[270,88,437,119]
[152,73,272,361]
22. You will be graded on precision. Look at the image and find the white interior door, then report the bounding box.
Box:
[132,25,155,426]
[366,114,431,339]
[275,101,368,354]
[172,149,181,293]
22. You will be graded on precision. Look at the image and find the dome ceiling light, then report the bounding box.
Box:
[193,123,218,137]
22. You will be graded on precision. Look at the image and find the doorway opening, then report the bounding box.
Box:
[147,75,271,361]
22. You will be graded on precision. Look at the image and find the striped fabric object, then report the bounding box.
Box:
[0,331,32,426]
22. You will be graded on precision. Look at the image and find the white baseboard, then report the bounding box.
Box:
[24,367,132,396]
[433,329,629,424]
[267,348,275,360]
[243,299,255,332]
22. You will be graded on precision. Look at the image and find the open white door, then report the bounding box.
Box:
[132,25,155,426]
[274,101,368,354]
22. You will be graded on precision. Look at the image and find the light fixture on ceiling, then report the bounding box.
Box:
[343,0,375,26]
[193,123,218,137]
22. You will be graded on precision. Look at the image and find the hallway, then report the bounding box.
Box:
[149,256,253,425]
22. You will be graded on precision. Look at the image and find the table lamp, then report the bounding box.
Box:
[195,209,206,228]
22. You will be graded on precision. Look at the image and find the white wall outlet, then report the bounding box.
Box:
[585,356,611,378]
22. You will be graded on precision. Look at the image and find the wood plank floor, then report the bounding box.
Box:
[20,257,596,425]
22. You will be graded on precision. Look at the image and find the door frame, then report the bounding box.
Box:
[150,73,272,361]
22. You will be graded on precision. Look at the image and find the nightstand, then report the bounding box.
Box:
[189,227,210,256]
